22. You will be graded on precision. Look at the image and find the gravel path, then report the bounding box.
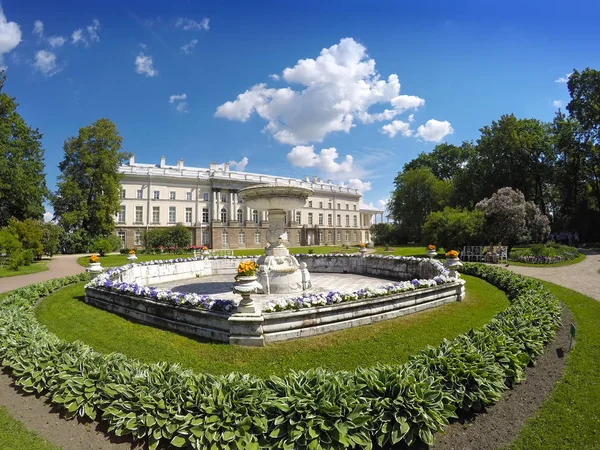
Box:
[0,254,87,294]
[505,250,600,301]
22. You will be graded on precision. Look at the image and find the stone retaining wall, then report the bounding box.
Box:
[85,254,463,346]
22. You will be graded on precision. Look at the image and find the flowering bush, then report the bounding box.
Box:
[427,244,436,251]
[237,260,259,276]
[89,254,100,263]
[445,250,459,259]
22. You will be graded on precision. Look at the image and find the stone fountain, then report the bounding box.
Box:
[238,184,314,295]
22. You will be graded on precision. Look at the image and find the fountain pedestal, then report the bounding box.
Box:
[238,184,314,295]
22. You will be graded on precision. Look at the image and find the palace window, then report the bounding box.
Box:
[136,189,143,199]
[222,230,228,245]
[220,208,227,223]
[185,207,192,224]
[327,231,332,242]
[253,210,259,224]
[237,208,243,224]
[121,189,126,199]
[295,211,301,223]
[327,214,332,226]
[254,230,261,244]
[319,201,323,209]
[202,208,209,223]
[346,215,350,226]
[117,231,126,248]
[238,230,245,244]
[118,206,126,223]
[336,214,341,226]
[153,190,160,200]
[308,201,313,208]
[135,206,143,223]
[346,231,350,241]
[186,192,192,201]
[346,204,349,210]
[318,213,323,225]
[169,191,176,200]
[168,206,176,223]
[201,230,210,245]
[221,193,228,203]
[353,216,357,227]
[203,192,209,202]
[308,213,313,225]
[152,206,160,223]
[134,231,142,246]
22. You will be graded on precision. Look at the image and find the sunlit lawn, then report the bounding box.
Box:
[0,259,49,278]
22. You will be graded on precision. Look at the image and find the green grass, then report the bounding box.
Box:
[35,275,508,378]
[0,259,49,278]
[506,252,586,267]
[508,281,600,450]
[76,246,359,268]
[0,405,59,450]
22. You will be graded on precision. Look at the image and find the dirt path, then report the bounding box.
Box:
[0,254,87,294]
[505,250,600,301]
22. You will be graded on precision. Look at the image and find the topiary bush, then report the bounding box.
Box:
[0,264,561,449]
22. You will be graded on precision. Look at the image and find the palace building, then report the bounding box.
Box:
[116,156,383,249]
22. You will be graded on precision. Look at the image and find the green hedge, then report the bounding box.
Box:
[0,265,561,449]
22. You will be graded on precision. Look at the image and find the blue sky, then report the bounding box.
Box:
[1,0,599,217]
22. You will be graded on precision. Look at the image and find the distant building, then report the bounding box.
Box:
[115,155,383,249]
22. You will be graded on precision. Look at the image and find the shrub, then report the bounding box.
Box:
[22,249,34,266]
[423,207,484,250]
[61,229,91,254]
[0,263,560,449]
[509,243,580,264]
[91,235,122,256]
[7,250,24,270]
[142,225,191,249]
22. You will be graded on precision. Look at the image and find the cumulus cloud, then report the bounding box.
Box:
[32,19,43,37]
[269,73,280,80]
[380,114,415,138]
[341,178,372,194]
[415,119,454,142]
[72,19,100,46]
[555,73,572,83]
[288,146,354,176]
[180,38,198,54]
[229,157,249,171]
[552,100,562,108]
[215,38,426,145]
[43,211,54,222]
[33,50,60,76]
[175,17,209,31]
[135,52,157,77]
[0,8,22,67]
[169,93,187,103]
[48,35,67,48]
[377,198,389,209]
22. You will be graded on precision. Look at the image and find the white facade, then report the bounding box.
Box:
[116,156,382,249]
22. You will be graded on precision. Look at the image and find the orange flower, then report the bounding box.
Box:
[360,243,366,248]
[89,254,100,263]
[427,244,436,251]
[445,250,459,259]
[237,260,258,276]
[129,249,135,254]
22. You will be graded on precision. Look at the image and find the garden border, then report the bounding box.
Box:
[0,263,561,449]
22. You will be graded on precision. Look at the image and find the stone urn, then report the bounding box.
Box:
[426,249,437,259]
[444,257,463,278]
[233,275,263,314]
[87,262,104,279]
[359,246,367,257]
[201,249,210,258]
[127,253,138,262]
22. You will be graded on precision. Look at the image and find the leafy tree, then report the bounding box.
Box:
[143,224,192,248]
[40,222,65,257]
[369,223,407,246]
[404,142,475,181]
[567,68,600,210]
[52,118,130,238]
[0,71,48,227]
[0,226,21,257]
[422,207,485,253]
[389,168,452,242]
[61,229,91,254]
[476,187,550,249]
[170,224,192,248]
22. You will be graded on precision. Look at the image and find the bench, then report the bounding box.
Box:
[461,246,486,262]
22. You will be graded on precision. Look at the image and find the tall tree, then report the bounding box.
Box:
[403,142,475,181]
[0,71,48,227]
[53,118,130,238]
[389,167,452,242]
[567,68,600,210]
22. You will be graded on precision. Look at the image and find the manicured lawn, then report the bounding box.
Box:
[76,246,359,268]
[508,282,600,450]
[0,259,49,278]
[0,405,59,450]
[35,275,508,378]
[507,252,586,267]
[374,246,446,258]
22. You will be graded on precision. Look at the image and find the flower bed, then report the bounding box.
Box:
[509,243,580,264]
[0,263,561,449]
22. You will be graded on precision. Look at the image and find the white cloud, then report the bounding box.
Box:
[169,93,187,103]
[33,50,60,76]
[169,93,188,112]
[229,157,249,171]
[287,146,354,175]
[552,100,562,108]
[135,52,157,77]
[555,73,572,83]
[0,8,22,67]
[32,20,43,37]
[180,38,198,54]
[175,17,210,31]
[341,178,372,194]
[48,35,66,48]
[43,211,54,222]
[215,38,426,145]
[72,28,84,44]
[415,119,454,142]
[72,19,100,46]
[269,73,280,80]
[380,117,414,138]
[377,198,389,210]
